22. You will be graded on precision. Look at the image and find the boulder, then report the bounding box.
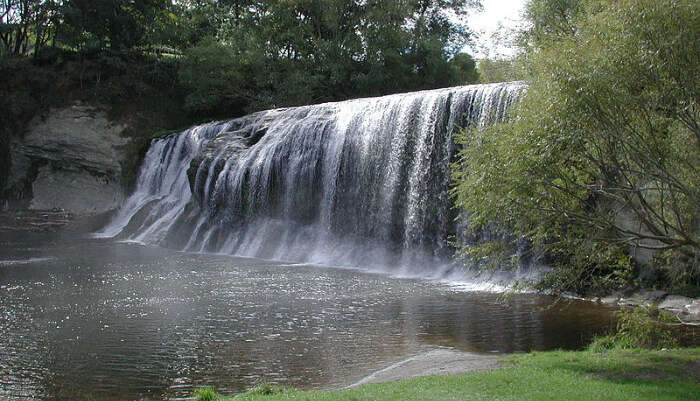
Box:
[658,295,693,312]
[685,301,700,319]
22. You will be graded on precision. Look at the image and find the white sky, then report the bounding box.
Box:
[465,0,528,59]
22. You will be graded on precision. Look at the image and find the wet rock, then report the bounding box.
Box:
[600,295,620,304]
[658,295,694,312]
[685,301,700,318]
[590,290,699,323]
[647,290,668,302]
[629,289,668,304]
[350,349,502,386]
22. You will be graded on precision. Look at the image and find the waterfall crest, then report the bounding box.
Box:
[99,82,524,277]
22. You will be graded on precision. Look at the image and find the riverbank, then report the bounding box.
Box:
[206,348,700,401]
[348,349,502,387]
[592,289,700,323]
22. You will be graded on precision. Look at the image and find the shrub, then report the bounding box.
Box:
[193,387,219,401]
[589,304,678,351]
[243,381,289,396]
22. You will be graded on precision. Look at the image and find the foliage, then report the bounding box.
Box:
[452,0,699,294]
[57,0,175,53]
[178,0,482,114]
[194,387,220,401]
[241,381,289,397]
[450,53,479,85]
[589,305,679,351]
[477,58,525,84]
[178,38,250,116]
[220,349,700,401]
[520,0,584,46]
[0,0,60,57]
[0,56,57,194]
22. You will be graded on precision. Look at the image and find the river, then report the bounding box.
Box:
[0,230,615,401]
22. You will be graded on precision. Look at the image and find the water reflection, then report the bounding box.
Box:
[1,234,617,401]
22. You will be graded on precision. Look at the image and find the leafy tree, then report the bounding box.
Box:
[452,0,699,294]
[179,0,483,114]
[449,53,479,84]
[58,0,172,53]
[520,0,583,46]
[0,0,59,56]
[477,58,523,83]
[178,38,252,116]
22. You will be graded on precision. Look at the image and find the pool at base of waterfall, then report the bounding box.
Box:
[0,232,615,401]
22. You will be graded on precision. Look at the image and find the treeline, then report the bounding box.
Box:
[453,0,699,295]
[0,0,483,193]
[1,0,482,116]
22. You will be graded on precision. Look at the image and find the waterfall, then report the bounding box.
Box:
[99,82,524,277]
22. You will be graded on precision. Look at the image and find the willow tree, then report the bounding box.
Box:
[453,0,699,294]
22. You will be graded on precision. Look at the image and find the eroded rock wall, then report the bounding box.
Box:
[4,102,131,213]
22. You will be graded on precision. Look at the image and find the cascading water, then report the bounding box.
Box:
[98,82,524,279]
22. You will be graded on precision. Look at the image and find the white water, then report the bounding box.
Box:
[99,83,525,280]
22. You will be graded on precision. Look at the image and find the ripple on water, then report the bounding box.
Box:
[0,239,620,401]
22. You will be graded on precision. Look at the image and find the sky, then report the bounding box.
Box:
[465,0,528,59]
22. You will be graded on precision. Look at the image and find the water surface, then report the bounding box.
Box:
[0,232,615,401]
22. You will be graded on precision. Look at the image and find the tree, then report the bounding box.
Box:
[179,0,483,115]
[452,0,699,294]
[178,38,251,116]
[476,58,523,84]
[58,0,172,53]
[449,53,479,84]
[0,0,59,56]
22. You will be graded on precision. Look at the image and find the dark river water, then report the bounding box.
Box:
[0,232,618,401]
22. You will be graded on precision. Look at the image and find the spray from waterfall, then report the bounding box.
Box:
[98,82,525,281]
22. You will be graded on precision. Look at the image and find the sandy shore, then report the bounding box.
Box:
[349,349,504,387]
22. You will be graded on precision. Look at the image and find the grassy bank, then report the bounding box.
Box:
[199,348,700,401]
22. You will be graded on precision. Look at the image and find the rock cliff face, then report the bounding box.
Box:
[4,103,131,213]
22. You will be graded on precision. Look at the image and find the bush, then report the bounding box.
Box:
[193,387,220,401]
[589,304,678,351]
[242,381,289,396]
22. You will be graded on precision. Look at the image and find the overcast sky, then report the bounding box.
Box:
[465,0,527,59]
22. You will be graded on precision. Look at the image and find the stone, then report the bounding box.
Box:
[5,103,131,213]
[686,301,700,318]
[600,295,620,304]
[29,165,124,213]
[17,103,129,175]
[648,290,668,302]
[658,295,693,311]
[631,289,668,303]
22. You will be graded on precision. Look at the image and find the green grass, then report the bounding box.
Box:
[193,387,219,401]
[196,348,700,401]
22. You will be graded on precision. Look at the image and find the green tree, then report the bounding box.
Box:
[178,38,253,116]
[58,0,172,53]
[0,0,60,56]
[179,0,483,115]
[449,53,479,84]
[477,58,523,83]
[452,0,699,294]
